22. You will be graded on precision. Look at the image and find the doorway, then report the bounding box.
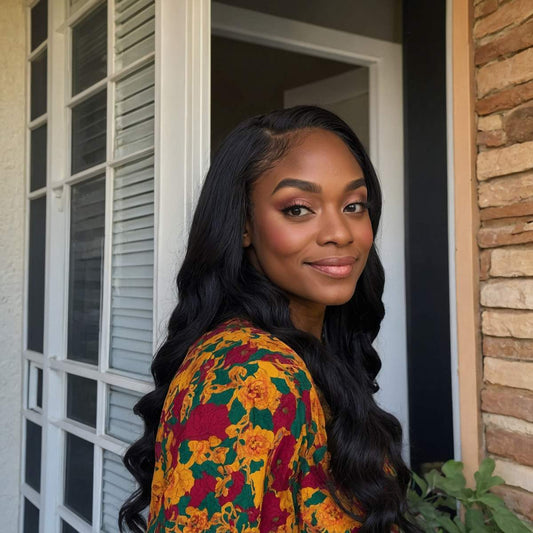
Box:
[211,0,410,459]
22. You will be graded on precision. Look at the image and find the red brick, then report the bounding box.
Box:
[476,80,533,115]
[475,18,533,66]
[483,336,533,360]
[480,200,533,220]
[478,218,533,247]
[482,384,533,421]
[486,426,533,466]
[491,485,533,521]
[474,0,533,39]
[477,48,533,98]
[477,129,507,147]
[505,103,533,143]
[480,249,492,280]
[475,0,499,19]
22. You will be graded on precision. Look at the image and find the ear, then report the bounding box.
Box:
[242,218,252,248]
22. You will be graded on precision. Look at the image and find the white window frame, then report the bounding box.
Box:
[21,0,211,531]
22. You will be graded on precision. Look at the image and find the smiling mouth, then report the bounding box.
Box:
[305,257,356,279]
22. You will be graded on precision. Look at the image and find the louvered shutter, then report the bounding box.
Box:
[106,386,143,443]
[109,0,155,378]
[115,0,155,69]
[110,157,154,376]
[101,451,137,532]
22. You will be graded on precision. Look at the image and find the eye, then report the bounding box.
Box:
[281,204,313,217]
[344,202,369,214]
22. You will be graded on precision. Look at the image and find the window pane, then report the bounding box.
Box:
[110,157,154,376]
[27,196,46,353]
[106,386,142,443]
[62,520,78,533]
[31,0,48,51]
[67,374,97,427]
[115,0,155,69]
[72,3,107,95]
[25,420,42,492]
[64,433,93,524]
[23,498,39,533]
[67,176,105,364]
[36,367,43,408]
[31,51,47,120]
[71,90,106,174]
[102,450,136,532]
[30,124,47,191]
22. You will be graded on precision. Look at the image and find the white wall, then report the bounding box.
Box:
[0,0,26,529]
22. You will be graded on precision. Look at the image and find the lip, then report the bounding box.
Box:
[305,256,356,279]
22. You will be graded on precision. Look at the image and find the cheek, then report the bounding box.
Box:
[256,214,308,257]
[357,217,374,251]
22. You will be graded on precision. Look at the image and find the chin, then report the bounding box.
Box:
[315,288,356,307]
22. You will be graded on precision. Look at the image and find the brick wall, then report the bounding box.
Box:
[474,0,533,522]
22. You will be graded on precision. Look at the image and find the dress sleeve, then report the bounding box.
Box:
[147,357,313,532]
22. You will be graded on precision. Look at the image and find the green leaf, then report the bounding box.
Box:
[453,515,466,533]
[442,460,466,483]
[477,493,506,510]
[425,469,443,491]
[475,458,505,495]
[435,476,467,499]
[492,507,533,533]
[435,513,463,533]
[413,471,429,496]
[435,461,467,499]
[465,508,486,530]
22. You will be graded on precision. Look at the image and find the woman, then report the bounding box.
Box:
[120,106,419,532]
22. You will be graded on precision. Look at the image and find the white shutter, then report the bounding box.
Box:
[106,386,143,443]
[101,450,137,533]
[115,0,155,69]
[115,62,155,159]
[110,157,154,377]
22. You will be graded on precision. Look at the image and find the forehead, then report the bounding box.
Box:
[256,128,363,189]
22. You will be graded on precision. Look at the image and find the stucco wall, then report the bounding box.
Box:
[0,0,26,529]
[474,0,533,522]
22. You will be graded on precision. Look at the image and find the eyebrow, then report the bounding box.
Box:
[271,177,366,195]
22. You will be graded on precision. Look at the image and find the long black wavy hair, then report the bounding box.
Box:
[120,105,419,532]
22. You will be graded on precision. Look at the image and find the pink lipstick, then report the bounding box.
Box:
[305,257,356,279]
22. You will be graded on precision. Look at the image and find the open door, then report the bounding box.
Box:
[212,1,409,460]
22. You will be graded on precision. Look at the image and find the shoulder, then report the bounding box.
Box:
[179,317,312,386]
[162,317,323,430]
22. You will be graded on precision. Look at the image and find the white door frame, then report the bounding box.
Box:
[211,2,409,458]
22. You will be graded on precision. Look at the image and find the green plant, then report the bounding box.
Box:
[406,457,532,532]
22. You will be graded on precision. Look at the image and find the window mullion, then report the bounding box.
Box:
[39,0,68,531]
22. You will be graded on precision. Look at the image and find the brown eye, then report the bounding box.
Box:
[282,204,312,217]
[344,202,368,213]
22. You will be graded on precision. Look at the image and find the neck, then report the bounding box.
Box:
[289,299,325,340]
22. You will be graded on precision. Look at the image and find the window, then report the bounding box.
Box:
[23,0,156,530]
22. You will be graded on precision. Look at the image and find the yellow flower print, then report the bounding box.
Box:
[167,463,195,495]
[187,440,210,463]
[315,498,362,530]
[211,445,227,464]
[229,365,247,383]
[237,426,275,460]
[178,507,210,533]
[237,368,281,411]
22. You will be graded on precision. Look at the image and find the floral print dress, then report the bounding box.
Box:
[147,317,391,532]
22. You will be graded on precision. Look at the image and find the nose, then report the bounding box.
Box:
[316,207,354,246]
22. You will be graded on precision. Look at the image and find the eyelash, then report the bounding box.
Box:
[281,201,370,217]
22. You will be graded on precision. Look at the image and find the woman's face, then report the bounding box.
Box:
[244,128,374,316]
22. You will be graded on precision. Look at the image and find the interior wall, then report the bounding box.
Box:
[216,0,402,44]
[211,35,357,154]
[0,0,26,530]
